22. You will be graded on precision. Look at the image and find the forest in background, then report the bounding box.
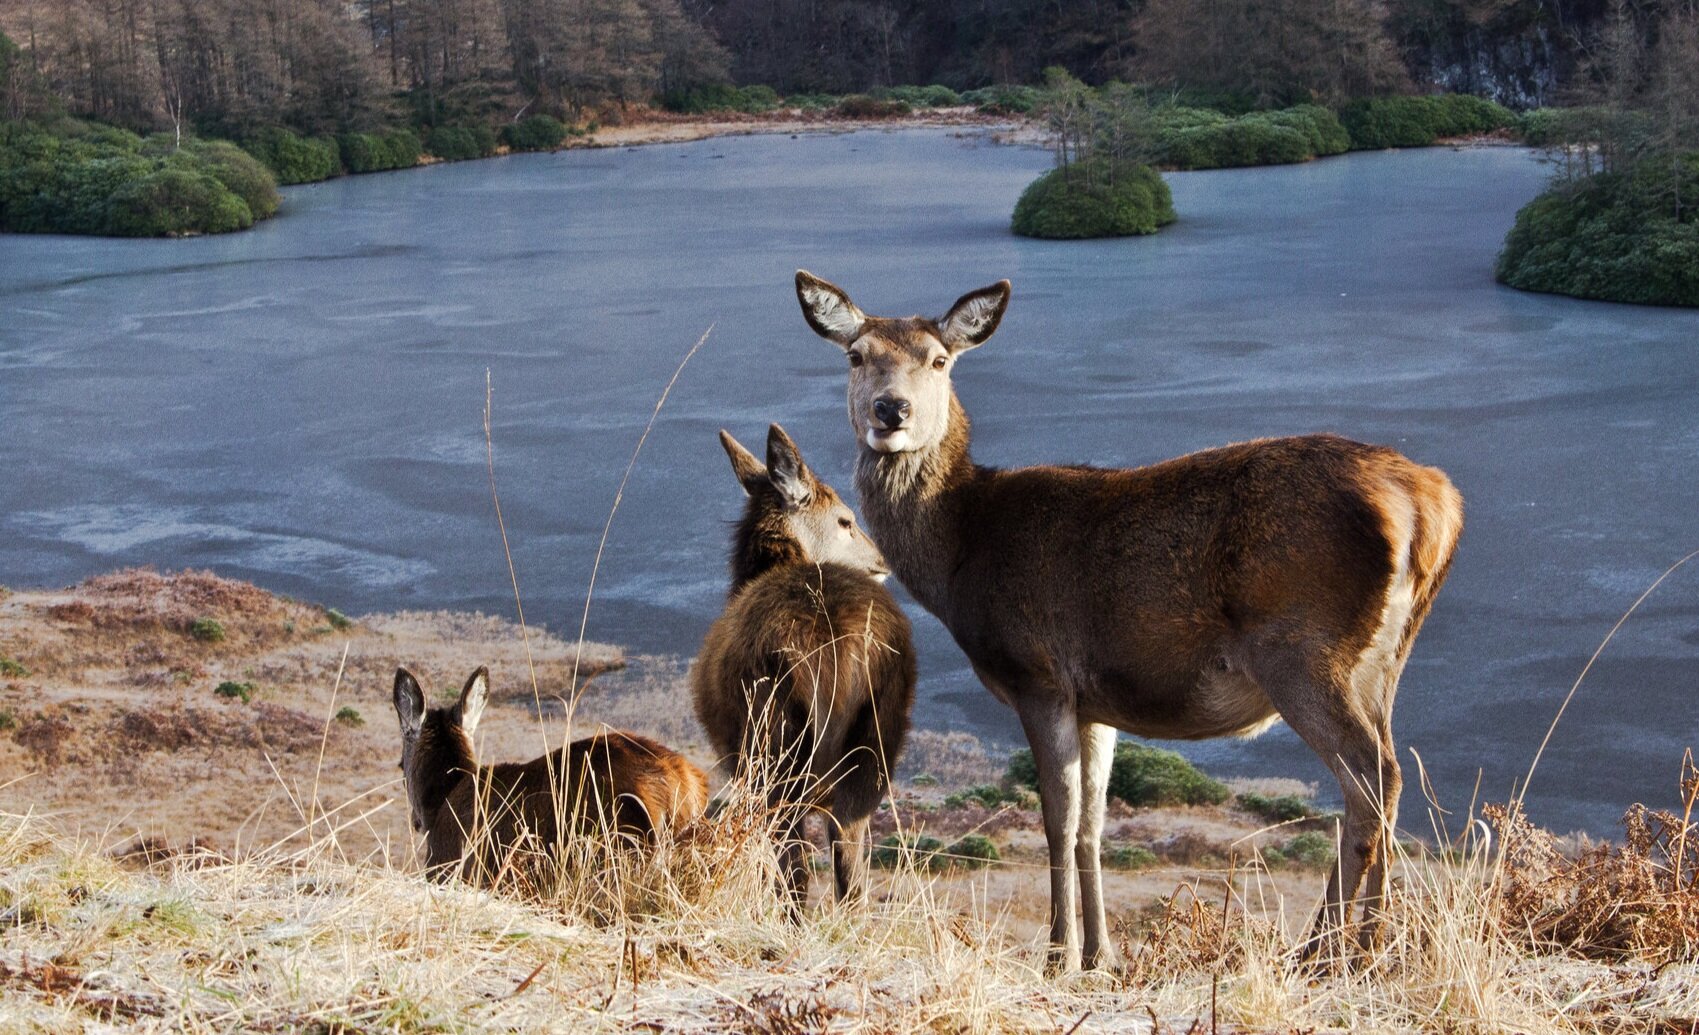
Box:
[0,0,1672,141]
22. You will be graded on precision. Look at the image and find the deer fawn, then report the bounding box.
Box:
[393,666,709,885]
[795,270,1463,970]
[692,424,916,911]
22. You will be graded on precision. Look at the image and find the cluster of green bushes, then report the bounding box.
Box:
[0,120,279,236]
[1236,791,1319,823]
[661,83,782,114]
[870,84,961,108]
[244,126,340,185]
[1496,153,1699,307]
[834,94,912,118]
[1011,159,1176,239]
[962,84,1043,115]
[1153,104,1349,169]
[425,124,498,162]
[1340,94,1515,149]
[1005,740,1229,807]
[501,114,568,152]
[337,129,421,173]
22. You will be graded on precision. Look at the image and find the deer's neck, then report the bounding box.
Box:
[415,716,478,826]
[728,492,807,595]
[854,393,979,617]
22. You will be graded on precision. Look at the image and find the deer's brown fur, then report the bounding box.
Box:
[796,270,1463,969]
[394,667,709,884]
[692,424,916,909]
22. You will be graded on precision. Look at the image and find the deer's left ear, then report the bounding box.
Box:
[454,667,489,735]
[796,270,866,347]
[938,280,1011,352]
[765,423,815,509]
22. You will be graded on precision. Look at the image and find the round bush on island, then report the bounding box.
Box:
[1011,160,1176,239]
[1497,154,1699,308]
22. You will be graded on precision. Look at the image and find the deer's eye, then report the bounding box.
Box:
[848,352,864,368]
[931,356,948,371]
[838,516,853,530]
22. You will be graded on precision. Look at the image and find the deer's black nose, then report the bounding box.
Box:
[873,396,910,428]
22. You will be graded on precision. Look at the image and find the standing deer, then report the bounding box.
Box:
[693,424,916,910]
[794,270,1463,970]
[393,666,709,884]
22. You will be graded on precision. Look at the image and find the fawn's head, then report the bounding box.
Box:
[795,270,1011,455]
[393,666,488,833]
[719,423,887,584]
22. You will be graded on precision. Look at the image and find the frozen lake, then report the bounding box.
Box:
[2,128,1695,835]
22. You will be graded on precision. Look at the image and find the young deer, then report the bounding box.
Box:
[795,271,1463,970]
[393,666,709,884]
[692,424,915,910]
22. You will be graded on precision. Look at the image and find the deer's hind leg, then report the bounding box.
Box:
[1077,721,1118,971]
[1250,646,1398,964]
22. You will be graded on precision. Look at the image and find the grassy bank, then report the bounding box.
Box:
[3,568,1697,1030]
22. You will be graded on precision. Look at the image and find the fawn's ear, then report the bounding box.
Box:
[454,667,489,735]
[938,280,1011,352]
[719,429,768,495]
[765,424,815,509]
[393,668,425,737]
[795,270,866,347]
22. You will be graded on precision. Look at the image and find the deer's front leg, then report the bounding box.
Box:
[1016,690,1084,974]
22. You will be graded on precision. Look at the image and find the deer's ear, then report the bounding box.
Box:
[938,280,1011,352]
[393,668,425,737]
[765,424,815,509]
[719,430,768,496]
[454,667,489,735]
[795,270,865,347]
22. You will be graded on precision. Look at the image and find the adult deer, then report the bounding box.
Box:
[794,271,1462,970]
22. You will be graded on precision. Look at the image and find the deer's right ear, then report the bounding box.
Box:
[719,429,768,495]
[795,270,865,347]
[765,423,815,509]
[455,667,489,736]
[393,668,425,737]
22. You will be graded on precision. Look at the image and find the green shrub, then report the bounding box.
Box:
[944,834,1000,869]
[502,114,567,152]
[834,94,911,118]
[1263,105,1351,156]
[334,706,364,727]
[425,124,495,161]
[214,680,253,703]
[106,167,253,235]
[1237,792,1317,823]
[871,834,945,869]
[1497,155,1699,307]
[245,127,340,184]
[0,708,14,731]
[875,84,962,108]
[909,773,939,787]
[0,657,26,677]
[1341,94,1515,150]
[1283,831,1337,867]
[189,618,227,643]
[1103,843,1159,870]
[179,140,279,220]
[1011,160,1176,239]
[1007,738,1228,807]
[325,608,353,631]
[787,92,840,110]
[337,130,420,173]
[661,83,781,113]
[961,84,1043,115]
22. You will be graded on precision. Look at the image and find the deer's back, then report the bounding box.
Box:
[425,731,709,877]
[693,561,915,792]
[923,434,1460,730]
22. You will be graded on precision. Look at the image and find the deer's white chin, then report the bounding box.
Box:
[865,428,911,453]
